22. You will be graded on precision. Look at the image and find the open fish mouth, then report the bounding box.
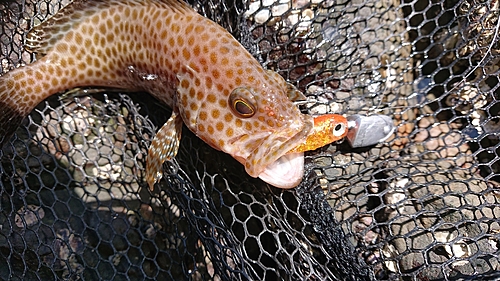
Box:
[257,152,304,189]
[225,115,314,189]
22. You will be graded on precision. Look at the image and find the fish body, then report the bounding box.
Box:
[0,0,347,189]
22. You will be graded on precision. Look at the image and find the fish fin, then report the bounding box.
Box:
[25,0,109,55]
[145,109,183,190]
[0,74,31,147]
[285,82,307,101]
[266,70,307,101]
[25,0,193,55]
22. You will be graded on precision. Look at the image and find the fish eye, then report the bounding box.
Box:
[229,87,257,118]
[233,99,255,117]
[332,123,346,137]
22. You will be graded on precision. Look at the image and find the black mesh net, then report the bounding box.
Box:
[1,0,500,280]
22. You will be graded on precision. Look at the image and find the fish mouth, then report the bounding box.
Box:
[226,116,314,189]
[257,152,304,189]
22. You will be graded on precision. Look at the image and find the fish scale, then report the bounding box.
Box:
[0,0,348,189]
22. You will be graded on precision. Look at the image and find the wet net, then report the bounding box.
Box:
[1,0,500,280]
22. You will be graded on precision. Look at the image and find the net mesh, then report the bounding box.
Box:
[1,0,499,280]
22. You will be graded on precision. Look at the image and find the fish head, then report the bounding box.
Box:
[225,84,314,188]
[177,68,314,189]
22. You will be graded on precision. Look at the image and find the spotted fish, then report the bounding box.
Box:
[0,0,348,189]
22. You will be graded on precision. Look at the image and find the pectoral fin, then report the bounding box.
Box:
[145,109,183,190]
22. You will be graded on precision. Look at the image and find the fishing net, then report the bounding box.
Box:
[1,0,499,280]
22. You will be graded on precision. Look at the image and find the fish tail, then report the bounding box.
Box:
[0,68,43,147]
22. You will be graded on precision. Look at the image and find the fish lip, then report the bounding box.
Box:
[257,152,304,189]
[225,115,314,189]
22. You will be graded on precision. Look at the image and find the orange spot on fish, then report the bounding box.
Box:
[210,53,217,64]
[212,70,220,80]
[224,113,233,122]
[180,79,189,89]
[199,111,207,121]
[205,77,213,89]
[235,119,242,127]
[207,94,216,103]
[160,30,167,40]
[218,99,227,107]
[216,122,224,131]
[220,46,229,54]
[193,45,200,57]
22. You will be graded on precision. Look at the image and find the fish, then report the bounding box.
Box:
[0,0,348,189]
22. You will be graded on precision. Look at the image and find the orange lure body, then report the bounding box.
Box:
[289,114,348,153]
